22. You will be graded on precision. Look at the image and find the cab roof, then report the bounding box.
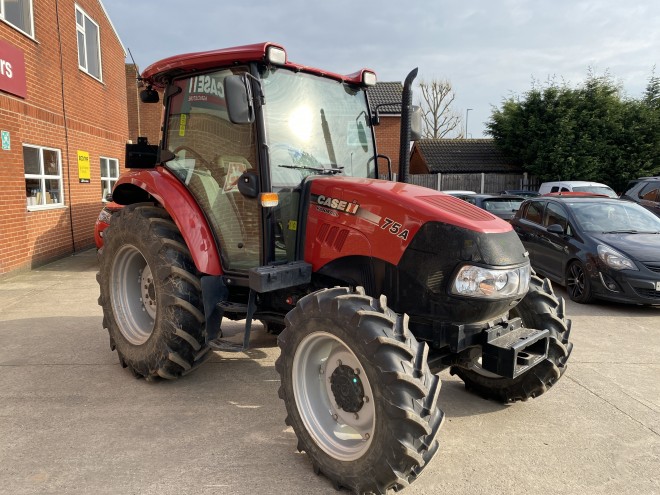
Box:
[140,41,373,88]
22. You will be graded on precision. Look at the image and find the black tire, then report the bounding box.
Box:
[566,260,595,303]
[276,287,444,494]
[451,274,573,403]
[97,203,211,380]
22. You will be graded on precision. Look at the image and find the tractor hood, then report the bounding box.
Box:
[304,177,513,269]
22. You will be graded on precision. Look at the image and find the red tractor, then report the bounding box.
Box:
[97,42,572,494]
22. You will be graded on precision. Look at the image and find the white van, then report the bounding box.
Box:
[538,181,618,198]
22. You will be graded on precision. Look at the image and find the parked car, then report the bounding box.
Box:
[441,190,477,196]
[538,181,618,198]
[500,190,540,197]
[511,195,660,305]
[451,193,525,221]
[621,176,660,217]
[94,201,122,249]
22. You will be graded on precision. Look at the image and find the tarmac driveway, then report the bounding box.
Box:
[0,249,658,494]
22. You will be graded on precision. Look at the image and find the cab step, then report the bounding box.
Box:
[208,338,246,353]
[217,301,249,314]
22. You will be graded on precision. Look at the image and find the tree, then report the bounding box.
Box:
[418,79,462,139]
[486,70,660,192]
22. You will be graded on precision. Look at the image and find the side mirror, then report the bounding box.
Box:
[410,105,422,141]
[237,170,260,198]
[225,75,255,124]
[140,88,159,103]
[546,224,565,235]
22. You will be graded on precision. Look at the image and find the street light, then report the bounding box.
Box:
[465,108,473,139]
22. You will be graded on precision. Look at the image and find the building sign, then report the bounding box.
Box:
[0,39,27,99]
[1,130,9,150]
[77,151,91,183]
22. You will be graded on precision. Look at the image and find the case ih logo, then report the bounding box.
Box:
[0,39,27,99]
[313,195,360,215]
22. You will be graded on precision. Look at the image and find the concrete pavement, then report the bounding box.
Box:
[0,249,659,494]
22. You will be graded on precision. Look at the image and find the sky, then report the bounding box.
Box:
[103,0,659,138]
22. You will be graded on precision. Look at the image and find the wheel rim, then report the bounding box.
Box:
[292,331,375,461]
[110,244,156,345]
[567,263,585,299]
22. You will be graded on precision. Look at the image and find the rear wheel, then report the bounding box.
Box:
[451,274,573,403]
[276,287,444,494]
[97,203,210,380]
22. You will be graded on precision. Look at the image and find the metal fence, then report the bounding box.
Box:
[381,173,539,193]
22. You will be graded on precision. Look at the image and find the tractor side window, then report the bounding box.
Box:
[164,68,261,272]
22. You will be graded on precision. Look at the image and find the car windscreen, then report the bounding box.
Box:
[570,201,660,232]
[482,198,524,212]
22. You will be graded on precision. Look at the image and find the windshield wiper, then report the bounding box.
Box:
[601,230,660,234]
[278,164,344,175]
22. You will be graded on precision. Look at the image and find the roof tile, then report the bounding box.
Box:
[414,139,521,173]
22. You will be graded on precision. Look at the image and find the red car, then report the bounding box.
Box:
[94,202,122,249]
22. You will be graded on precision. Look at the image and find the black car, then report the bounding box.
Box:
[511,196,660,305]
[621,176,660,217]
[451,193,525,221]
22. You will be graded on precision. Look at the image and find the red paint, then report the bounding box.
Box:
[141,42,374,88]
[0,39,27,98]
[305,178,511,269]
[112,167,223,275]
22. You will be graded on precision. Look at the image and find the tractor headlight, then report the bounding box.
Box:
[450,264,530,299]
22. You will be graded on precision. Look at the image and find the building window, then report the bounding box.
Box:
[75,5,102,80]
[100,157,119,201]
[24,145,64,209]
[0,0,33,37]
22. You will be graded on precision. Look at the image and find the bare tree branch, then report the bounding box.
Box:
[418,79,462,139]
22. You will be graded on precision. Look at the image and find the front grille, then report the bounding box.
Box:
[642,262,660,273]
[633,287,660,299]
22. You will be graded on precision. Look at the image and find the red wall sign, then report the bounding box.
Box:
[0,39,27,99]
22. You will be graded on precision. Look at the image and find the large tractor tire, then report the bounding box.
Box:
[451,274,573,403]
[276,287,444,494]
[97,203,210,380]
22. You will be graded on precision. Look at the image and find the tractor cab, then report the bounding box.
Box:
[124,43,381,276]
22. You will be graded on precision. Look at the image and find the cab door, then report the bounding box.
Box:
[163,68,262,272]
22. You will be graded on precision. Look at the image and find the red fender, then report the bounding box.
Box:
[112,167,222,275]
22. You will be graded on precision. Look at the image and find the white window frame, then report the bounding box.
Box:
[24,144,65,211]
[100,156,119,201]
[0,0,34,38]
[75,4,102,81]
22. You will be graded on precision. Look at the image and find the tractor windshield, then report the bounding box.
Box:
[260,67,376,188]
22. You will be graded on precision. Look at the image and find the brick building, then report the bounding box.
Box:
[125,63,162,145]
[0,0,128,276]
[367,82,403,176]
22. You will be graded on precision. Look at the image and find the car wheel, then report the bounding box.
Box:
[566,260,595,303]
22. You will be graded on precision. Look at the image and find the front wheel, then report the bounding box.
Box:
[276,287,444,494]
[451,274,573,403]
[567,260,595,303]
